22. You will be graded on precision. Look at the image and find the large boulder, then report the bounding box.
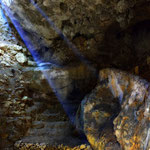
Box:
[1,0,150,149]
[76,84,121,150]
[76,68,150,150]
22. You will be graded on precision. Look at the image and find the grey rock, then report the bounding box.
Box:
[15,52,27,64]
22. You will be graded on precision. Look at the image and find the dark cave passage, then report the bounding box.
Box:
[98,19,150,82]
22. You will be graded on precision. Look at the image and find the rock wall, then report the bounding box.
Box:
[0,48,97,149]
[0,4,97,149]
[1,0,150,149]
[2,0,150,69]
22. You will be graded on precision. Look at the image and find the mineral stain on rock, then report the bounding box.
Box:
[0,0,150,150]
[76,68,150,150]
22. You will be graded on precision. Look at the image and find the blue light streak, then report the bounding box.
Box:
[30,0,96,73]
[1,0,12,7]
[0,1,76,124]
[0,2,13,39]
[0,0,96,126]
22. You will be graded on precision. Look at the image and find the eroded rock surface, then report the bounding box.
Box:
[0,7,97,149]
[76,84,121,150]
[2,0,150,69]
[76,68,150,150]
[0,60,97,149]
[1,0,150,149]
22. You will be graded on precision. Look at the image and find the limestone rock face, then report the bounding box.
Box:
[0,11,97,148]
[1,0,150,149]
[76,68,150,150]
[2,0,150,68]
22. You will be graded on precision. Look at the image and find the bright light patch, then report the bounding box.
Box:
[0,0,96,126]
[1,0,12,6]
[0,1,76,124]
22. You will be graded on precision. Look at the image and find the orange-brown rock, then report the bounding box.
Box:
[76,68,150,150]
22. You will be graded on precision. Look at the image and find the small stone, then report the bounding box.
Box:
[40,143,46,148]
[27,143,32,147]
[43,0,50,6]
[1,61,10,66]
[116,0,128,13]
[22,48,27,53]
[28,60,36,66]
[10,50,17,55]
[15,52,27,64]
[20,103,25,107]
[4,101,12,107]
[14,140,22,148]
[13,45,22,51]
[80,144,86,149]
[13,111,20,115]
[0,49,4,55]
[22,96,28,101]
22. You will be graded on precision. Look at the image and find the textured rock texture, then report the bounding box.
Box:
[1,0,150,149]
[76,84,121,150]
[76,68,150,150]
[0,6,97,149]
[0,59,96,149]
[14,143,92,150]
[2,0,150,69]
